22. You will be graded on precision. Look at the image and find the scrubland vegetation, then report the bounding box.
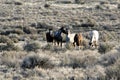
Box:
[0,0,120,80]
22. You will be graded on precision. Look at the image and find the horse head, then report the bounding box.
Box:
[59,27,68,35]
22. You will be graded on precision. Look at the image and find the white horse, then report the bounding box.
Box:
[67,30,76,43]
[89,30,99,48]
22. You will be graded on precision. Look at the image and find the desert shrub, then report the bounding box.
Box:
[21,54,54,69]
[98,43,114,54]
[6,41,19,50]
[12,29,24,35]
[56,0,72,4]
[42,43,67,53]
[23,27,37,34]
[24,41,40,52]
[61,54,97,69]
[0,35,11,43]
[105,59,120,79]
[81,18,97,28]
[42,32,47,41]
[65,42,74,50]
[13,75,22,80]
[64,56,83,68]
[74,0,85,4]
[85,65,106,80]
[44,3,50,8]
[100,1,109,4]
[100,33,108,42]
[45,0,55,1]
[118,4,120,9]
[100,31,116,42]
[1,29,24,35]
[4,1,13,4]
[8,33,19,39]
[9,34,19,43]
[0,40,19,51]
[95,5,104,10]
[0,51,22,68]
[42,44,52,51]
[31,22,49,29]
[29,34,38,40]
[14,1,23,5]
[10,37,19,43]
[0,57,18,68]
[52,46,67,53]
[20,69,38,78]
[98,52,120,67]
[82,39,89,50]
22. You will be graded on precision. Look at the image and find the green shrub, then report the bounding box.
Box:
[24,41,40,52]
[98,43,114,54]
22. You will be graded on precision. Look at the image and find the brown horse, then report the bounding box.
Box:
[73,33,83,49]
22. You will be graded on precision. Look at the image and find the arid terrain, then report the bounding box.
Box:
[0,0,120,80]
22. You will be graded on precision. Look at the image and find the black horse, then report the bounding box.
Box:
[46,28,54,43]
[46,27,69,47]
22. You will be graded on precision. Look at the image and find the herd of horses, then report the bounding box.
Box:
[46,27,99,49]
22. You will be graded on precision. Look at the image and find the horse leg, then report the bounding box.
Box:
[56,41,59,46]
[53,39,56,46]
[73,42,75,47]
[80,40,83,49]
[95,41,98,48]
[60,41,62,48]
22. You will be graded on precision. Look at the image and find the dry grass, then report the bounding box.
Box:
[21,53,55,69]
[23,41,41,52]
[105,58,120,80]
[98,42,115,54]
[0,0,120,80]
